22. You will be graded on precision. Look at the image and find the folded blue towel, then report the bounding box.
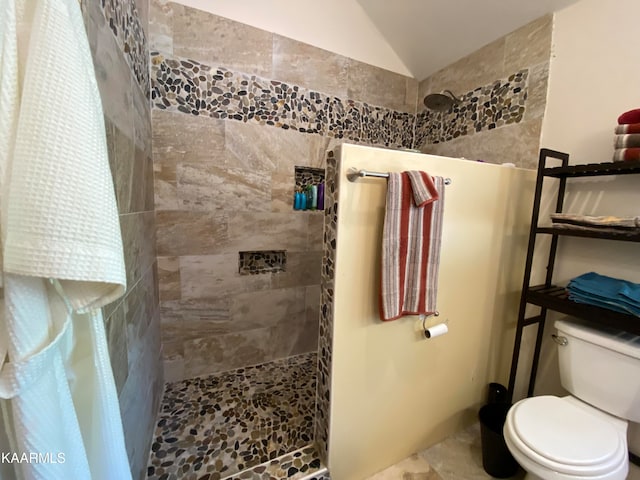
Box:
[568,291,639,316]
[620,282,640,308]
[567,272,640,317]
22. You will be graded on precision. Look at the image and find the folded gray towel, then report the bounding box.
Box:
[550,213,640,229]
[614,134,640,148]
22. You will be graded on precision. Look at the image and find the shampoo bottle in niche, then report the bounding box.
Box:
[317,183,325,210]
[305,186,314,210]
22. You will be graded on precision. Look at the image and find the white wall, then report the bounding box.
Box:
[170,0,413,76]
[328,145,535,479]
[539,0,640,319]
[533,0,640,400]
[541,0,640,162]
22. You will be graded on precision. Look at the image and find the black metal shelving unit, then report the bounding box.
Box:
[507,149,640,400]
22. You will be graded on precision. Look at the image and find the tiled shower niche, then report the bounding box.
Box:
[294,166,325,189]
[294,166,325,212]
[239,250,287,275]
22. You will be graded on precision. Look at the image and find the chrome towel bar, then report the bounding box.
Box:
[346,168,452,185]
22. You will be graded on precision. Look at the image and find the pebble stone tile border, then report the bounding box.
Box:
[100,0,149,93]
[238,251,287,276]
[151,52,529,152]
[150,52,414,149]
[147,353,317,480]
[223,445,328,480]
[416,69,529,146]
[314,148,339,464]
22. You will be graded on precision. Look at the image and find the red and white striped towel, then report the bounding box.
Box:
[380,171,445,321]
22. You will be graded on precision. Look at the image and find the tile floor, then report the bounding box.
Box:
[146,353,319,480]
[367,423,525,480]
[146,351,524,480]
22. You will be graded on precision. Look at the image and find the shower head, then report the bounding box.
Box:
[423,90,462,112]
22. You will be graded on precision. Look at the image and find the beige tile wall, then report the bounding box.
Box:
[150,1,418,382]
[154,107,329,381]
[82,2,162,479]
[418,15,552,168]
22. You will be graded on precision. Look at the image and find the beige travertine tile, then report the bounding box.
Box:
[428,37,506,98]
[269,314,319,359]
[149,0,173,53]
[348,59,416,112]
[138,147,156,212]
[160,298,233,351]
[155,210,228,256]
[284,132,330,173]
[307,213,325,246]
[504,15,552,77]
[366,453,442,480]
[422,118,542,169]
[524,62,550,122]
[179,254,271,300]
[173,5,272,76]
[104,119,136,215]
[151,110,225,204]
[123,266,159,371]
[184,327,273,377]
[105,303,129,395]
[152,109,225,179]
[133,85,152,155]
[159,309,184,359]
[227,212,309,251]
[406,77,419,114]
[271,170,296,213]
[271,251,322,289]
[273,35,348,98]
[230,287,306,331]
[163,357,184,383]
[85,3,133,135]
[113,143,153,215]
[160,298,231,325]
[420,423,524,480]
[305,284,321,326]
[157,256,181,301]
[176,163,271,212]
[118,319,162,480]
[225,120,310,173]
[154,177,179,210]
[120,211,156,288]
[309,136,333,169]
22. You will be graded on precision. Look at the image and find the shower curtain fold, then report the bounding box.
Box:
[0,0,131,478]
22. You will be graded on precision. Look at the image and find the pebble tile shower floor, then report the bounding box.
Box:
[146,352,328,480]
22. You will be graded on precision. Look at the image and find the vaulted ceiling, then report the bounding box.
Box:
[357,0,581,79]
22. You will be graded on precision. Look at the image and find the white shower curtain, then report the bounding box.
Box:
[0,0,131,479]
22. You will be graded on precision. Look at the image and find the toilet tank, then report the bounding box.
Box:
[555,318,640,423]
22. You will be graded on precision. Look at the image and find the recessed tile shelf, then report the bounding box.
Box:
[294,166,325,211]
[239,250,287,275]
[295,166,325,189]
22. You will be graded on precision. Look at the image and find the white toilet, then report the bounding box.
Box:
[504,317,640,480]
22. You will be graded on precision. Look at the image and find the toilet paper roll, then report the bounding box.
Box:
[424,322,448,339]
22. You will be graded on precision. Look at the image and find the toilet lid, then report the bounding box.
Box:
[512,396,624,468]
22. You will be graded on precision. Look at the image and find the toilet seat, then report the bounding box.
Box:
[504,396,628,477]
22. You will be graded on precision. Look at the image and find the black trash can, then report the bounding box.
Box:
[487,382,509,405]
[478,402,519,478]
